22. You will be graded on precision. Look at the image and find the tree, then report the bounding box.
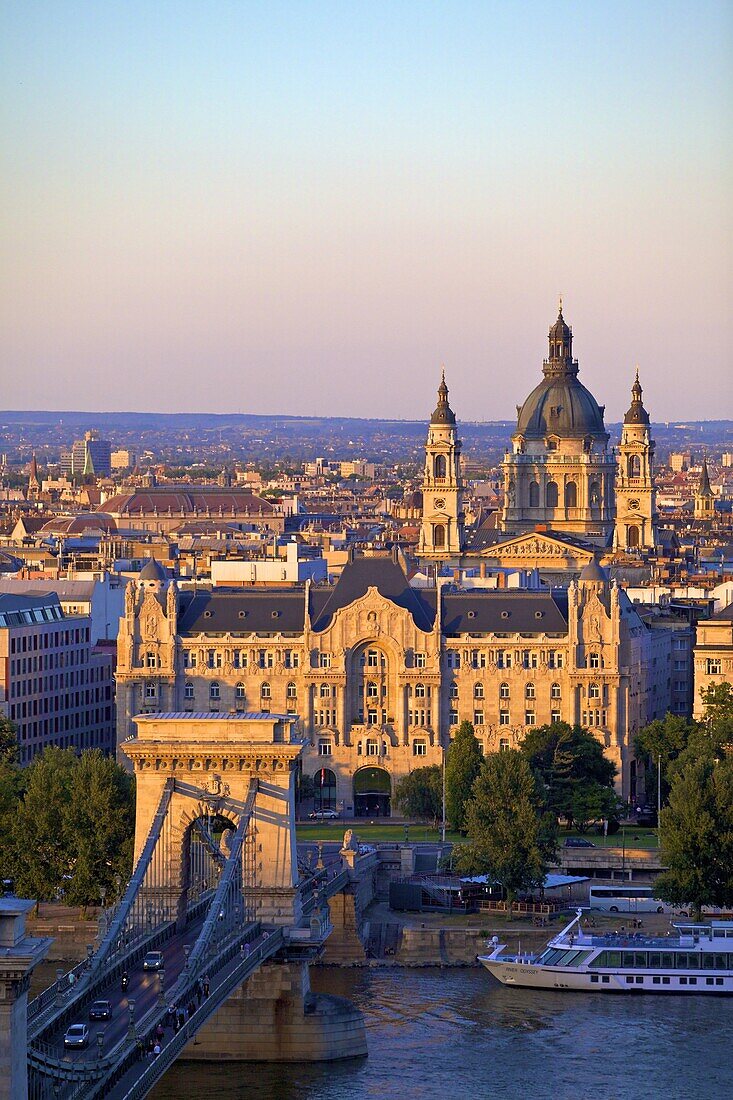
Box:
[0,718,23,882]
[63,750,135,910]
[10,746,77,907]
[445,721,483,833]
[521,721,618,829]
[634,713,696,804]
[654,755,733,919]
[395,766,442,825]
[679,682,733,769]
[454,751,556,919]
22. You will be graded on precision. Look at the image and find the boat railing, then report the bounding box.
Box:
[558,932,706,950]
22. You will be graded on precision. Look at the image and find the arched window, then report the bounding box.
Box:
[499,682,510,699]
[145,652,157,668]
[627,525,640,549]
[434,454,447,479]
[414,683,426,699]
[235,682,246,699]
[474,682,484,699]
[286,681,297,699]
[565,481,577,508]
[590,481,601,506]
[209,681,220,700]
[546,480,558,508]
[628,454,641,478]
[320,683,332,698]
[588,683,600,699]
[551,682,561,699]
[529,481,540,508]
[184,681,194,700]
[260,682,271,699]
[366,681,378,699]
[449,681,459,699]
[433,524,446,549]
[525,682,535,699]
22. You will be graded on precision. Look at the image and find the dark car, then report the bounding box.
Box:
[64,1023,89,1049]
[143,950,164,970]
[89,1000,111,1021]
[564,837,596,848]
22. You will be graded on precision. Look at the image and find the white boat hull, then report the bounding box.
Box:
[479,956,733,994]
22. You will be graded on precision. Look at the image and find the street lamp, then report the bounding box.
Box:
[157,967,166,1006]
[127,997,136,1041]
[96,1030,105,1060]
[86,943,94,970]
[184,944,191,968]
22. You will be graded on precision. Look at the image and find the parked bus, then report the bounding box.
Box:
[588,885,667,914]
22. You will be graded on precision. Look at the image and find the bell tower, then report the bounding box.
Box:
[614,370,657,551]
[694,457,715,521]
[418,371,465,560]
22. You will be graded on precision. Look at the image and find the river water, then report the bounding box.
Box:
[150,966,731,1100]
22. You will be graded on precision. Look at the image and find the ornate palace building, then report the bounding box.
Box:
[115,305,672,814]
[116,550,670,810]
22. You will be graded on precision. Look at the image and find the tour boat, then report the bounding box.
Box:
[478,909,733,993]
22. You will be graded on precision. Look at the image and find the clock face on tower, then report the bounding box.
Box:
[434,498,446,510]
[628,499,640,510]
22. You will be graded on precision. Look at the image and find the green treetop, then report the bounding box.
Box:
[521,721,618,830]
[395,765,442,826]
[445,721,483,833]
[455,750,556,919]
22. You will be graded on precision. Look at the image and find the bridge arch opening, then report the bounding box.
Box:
[353,766,391,818]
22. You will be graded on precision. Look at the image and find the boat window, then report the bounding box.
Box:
[660,953,675,969]
[713,954,728,970]
[648,952,661,968]
[632,952,647,968]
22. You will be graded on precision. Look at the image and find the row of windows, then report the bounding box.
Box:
[462,709,562,728]
[453,681,564,701]
[591,951,732,971]
[8,624,84,652]
[460,650,567,670]
[10,648,89,675]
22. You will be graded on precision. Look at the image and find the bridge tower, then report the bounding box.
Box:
[122,712,303,927]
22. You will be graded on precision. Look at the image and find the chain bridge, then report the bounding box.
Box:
[21,713,371,1100]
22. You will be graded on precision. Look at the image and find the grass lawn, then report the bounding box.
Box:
[296,822,463,844]
[296,821,659,848]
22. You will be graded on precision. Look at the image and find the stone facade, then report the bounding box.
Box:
[692,604,733,719]
[116,551,672,805]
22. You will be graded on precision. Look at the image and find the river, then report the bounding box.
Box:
[149,967,730,1100]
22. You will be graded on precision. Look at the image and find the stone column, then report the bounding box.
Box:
[0,900,51,1100]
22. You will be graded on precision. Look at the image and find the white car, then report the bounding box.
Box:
[308,809,340,820]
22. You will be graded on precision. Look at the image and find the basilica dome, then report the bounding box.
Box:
[515,307,608,441]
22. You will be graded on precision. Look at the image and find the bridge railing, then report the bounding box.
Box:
[91,779,174,977]
[102,927,285,1100]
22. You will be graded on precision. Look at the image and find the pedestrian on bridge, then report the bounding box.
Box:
[203,975,210,997]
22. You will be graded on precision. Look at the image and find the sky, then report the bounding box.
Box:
[1,1,731,423]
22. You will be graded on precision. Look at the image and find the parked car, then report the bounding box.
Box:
[64,1023,89,1049]
[142,950,164,970]
[88,1000,111,1021]
[564,837,596,848]
[308,809,340,820]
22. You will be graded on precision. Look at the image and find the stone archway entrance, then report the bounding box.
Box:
[313,766,337,811]
[353,766,391,817]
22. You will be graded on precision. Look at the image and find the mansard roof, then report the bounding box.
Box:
[309,552,435,632]
[441,590,568,636]
[178,588,306,634]
[176,555,570,639]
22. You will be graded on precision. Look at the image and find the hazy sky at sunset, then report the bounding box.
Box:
[1,1,731,422]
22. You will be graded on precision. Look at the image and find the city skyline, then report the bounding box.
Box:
[2,1,731,421]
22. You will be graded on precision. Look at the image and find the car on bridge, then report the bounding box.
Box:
[143,950,165,970]
[64,1024,89,1049]
[308,809,340,820]
[89,1000,112,1021]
